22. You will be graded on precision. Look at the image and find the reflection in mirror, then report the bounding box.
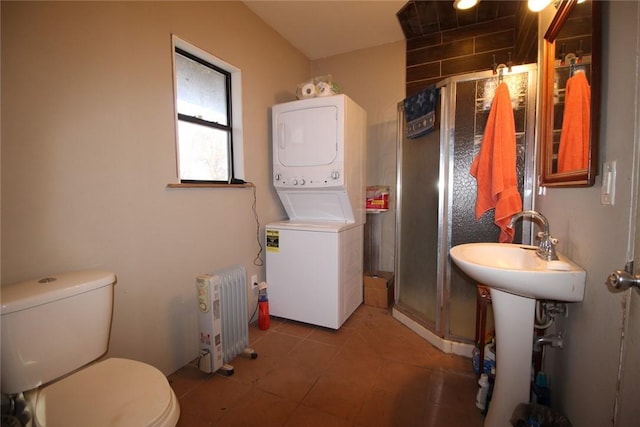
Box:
[540,0,600,187]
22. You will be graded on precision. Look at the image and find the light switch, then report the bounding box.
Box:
[601,160,616,206]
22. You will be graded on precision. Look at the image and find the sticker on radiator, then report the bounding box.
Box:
[266,229,279,252]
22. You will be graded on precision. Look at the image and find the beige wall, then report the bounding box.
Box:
[536,2,640,424]
[1,1,406,376]
[1,1,309,374]
[312,41,405,272]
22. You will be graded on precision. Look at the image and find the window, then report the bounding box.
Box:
[172,36,244,183]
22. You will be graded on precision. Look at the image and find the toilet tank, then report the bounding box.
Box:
[1,270,117,395]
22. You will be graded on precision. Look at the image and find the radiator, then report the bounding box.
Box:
[196,265,256,375]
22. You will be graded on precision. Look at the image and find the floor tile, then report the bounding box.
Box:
[285,405,353,427]
[214,387,299,427]
[356,388,428,427]
[256,358,320,402]
[301,374,369,422]
[169,304,483,426]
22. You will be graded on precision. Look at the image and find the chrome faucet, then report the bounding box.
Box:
[508,210,559,261]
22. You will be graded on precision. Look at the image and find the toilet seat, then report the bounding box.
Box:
[32,358,179,427]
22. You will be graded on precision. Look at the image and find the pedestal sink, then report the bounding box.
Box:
[450,243,586,427]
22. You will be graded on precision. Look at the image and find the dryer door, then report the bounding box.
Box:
[275,105,338,167]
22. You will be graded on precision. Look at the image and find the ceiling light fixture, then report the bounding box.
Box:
[528,0,552,12]
[454,0,479,10]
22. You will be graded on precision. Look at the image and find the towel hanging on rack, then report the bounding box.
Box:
[403,86,438,139]
[557,70,590,172]
[470,82,522,243]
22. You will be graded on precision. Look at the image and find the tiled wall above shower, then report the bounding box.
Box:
[396,0,538,96]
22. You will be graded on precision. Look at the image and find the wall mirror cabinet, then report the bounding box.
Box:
[539,0,601,187]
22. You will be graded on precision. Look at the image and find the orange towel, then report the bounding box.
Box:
[471,82,522,243]
[558,70,590,172]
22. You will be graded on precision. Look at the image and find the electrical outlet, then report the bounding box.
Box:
[251,274,258,289]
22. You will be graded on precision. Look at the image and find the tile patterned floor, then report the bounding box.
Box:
[168,304,485,427]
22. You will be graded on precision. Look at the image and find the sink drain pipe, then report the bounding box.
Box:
[533,332,564,352]
[535,301,568,329]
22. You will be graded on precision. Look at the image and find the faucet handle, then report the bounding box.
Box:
[535,232,560,260]
[536,231,558,245]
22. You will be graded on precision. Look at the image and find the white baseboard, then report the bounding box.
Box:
[392,307,474,358]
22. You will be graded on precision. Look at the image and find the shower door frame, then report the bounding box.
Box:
[395,64,538,346]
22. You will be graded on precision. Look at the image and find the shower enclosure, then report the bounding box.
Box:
[394,65,537,351]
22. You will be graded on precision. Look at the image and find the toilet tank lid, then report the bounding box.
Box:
[1,270,116,315]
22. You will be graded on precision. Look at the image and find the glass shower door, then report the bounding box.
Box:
[395,65,536,343]
[446,70,535,340]
[395,119,441,328]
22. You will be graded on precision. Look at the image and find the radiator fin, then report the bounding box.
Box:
[196,264,255,375]
[216,264,250,363]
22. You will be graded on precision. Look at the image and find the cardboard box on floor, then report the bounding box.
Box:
[364,271,394,308]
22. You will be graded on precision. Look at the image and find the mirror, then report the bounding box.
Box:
[539,0,601,187]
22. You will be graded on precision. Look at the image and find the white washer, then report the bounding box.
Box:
[266,220,363,329]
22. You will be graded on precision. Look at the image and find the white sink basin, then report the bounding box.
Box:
[450,243,586,302]
[450,243,586,427]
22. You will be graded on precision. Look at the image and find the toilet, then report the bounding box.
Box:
[1,270,180,426]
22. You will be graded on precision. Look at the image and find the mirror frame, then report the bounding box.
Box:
[539,0,601,187]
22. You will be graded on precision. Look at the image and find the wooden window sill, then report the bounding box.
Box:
[166,182,254,189]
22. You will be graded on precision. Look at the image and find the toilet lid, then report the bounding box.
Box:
[35,358,178,427]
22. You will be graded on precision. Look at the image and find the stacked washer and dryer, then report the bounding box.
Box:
[265,94,366,329]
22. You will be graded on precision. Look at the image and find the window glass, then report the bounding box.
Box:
[175,52,228,126]
[172,37,241,184]
[177,121,229,181]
